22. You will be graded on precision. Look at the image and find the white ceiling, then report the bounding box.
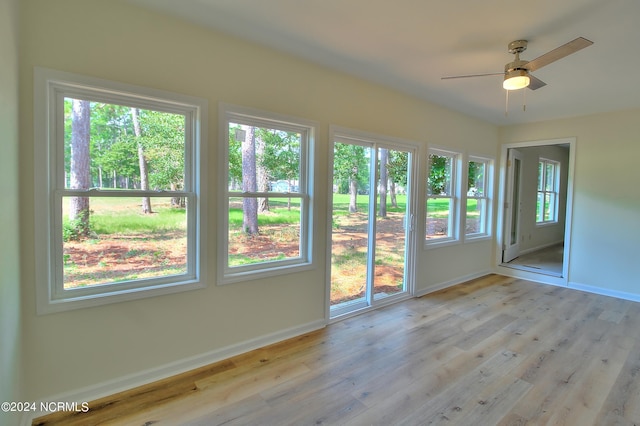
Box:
[128,0,640,125]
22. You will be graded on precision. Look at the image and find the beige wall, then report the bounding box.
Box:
[19,0,498,400]
[516,145,569,253]
[0,0,22,424]
[501,109,640,294]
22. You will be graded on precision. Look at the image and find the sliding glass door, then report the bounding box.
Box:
[329,133,415,318]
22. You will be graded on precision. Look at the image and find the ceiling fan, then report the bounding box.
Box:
[442,37,593,91]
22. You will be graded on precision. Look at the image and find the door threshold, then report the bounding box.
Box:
[501,263,562,278]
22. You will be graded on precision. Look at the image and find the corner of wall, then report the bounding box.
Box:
[0,0,23,425]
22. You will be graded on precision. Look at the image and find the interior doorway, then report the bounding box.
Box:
[498,139,575,282]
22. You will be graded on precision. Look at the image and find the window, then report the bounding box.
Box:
[426,149,460,244]
[537,158,560,224]
[219,104,315,284]
[34,68,207,314]
[465,157,492,239]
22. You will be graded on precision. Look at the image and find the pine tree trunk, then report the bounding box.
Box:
[390,181,398,208]
[69,99,91,238]
[131,108,152,214]
[379,148,388,218]
[349,178,358,213]
[242,126,259,234]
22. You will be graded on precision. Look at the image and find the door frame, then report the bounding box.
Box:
[502,148,523,263]
[326,125,419,322]
[496,138,576,286]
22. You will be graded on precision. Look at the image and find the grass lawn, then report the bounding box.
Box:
[63,193,482,295]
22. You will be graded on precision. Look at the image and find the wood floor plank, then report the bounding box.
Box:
[595,337,640,424]
[33,274,640,425]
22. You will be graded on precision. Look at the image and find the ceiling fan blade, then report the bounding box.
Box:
[527,74,547,90]
[526,37,593,72]
[441,72,503,80]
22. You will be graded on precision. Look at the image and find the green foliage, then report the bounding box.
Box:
[228,124,243,186]
[138,110,186,191]
[63,98,185,191]
[428,154,451,195]
[63,218,87,242]
[227,124,302,190]
[333,143,369,194]
[257,128,300,183]
[387,150,409,188]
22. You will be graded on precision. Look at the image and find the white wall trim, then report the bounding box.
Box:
[568,281,640,303]
[495,265,567,287]
[493,267,640,304]
[496,137,576,285]
[21,319,326,425]
[518,239,564,256]
[414,270,492,298]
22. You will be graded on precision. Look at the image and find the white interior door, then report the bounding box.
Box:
[503,149,523,263]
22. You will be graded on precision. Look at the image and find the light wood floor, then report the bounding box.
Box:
[506,244,564,277]
[34,274,640,425]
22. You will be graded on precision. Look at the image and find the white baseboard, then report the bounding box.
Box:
[21,318,326,425]
[495,264,567,287]
[518,240,564,256]
[414,270,493,298]
[568,281,640,303]
[494,264,640,304]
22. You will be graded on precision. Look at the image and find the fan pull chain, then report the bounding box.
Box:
[523,87,527,111]
[505,89,509,116]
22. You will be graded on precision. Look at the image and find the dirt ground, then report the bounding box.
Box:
[63,232,187,288]
[64,209,478,301]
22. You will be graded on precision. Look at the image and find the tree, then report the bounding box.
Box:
[242,126,259,234]
[135,110,186,207]
[379,148,388,217]
[428,154,450,195]
[131,108,152,214]
[228,125,243,190]
[255,132,269,213]
[333,143,369,213]
[69,99,91,238]
[259,129,301,210]
[387,150,408,208]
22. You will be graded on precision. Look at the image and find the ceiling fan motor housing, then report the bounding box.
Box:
[505,40,530,72]
[505,59,529,73]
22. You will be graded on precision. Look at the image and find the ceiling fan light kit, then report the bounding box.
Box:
[503,69,530,90]
[442,37,593,95]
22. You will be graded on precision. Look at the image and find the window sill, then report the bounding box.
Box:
[535,221,559,228]
[464,234,492,243]
[424,238,461,250]
[219,261,315,285]
[37,279,206,315]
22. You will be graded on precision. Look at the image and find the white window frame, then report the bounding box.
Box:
[536,158,560,225]
[34,67,208,314]
[464,155,493,241]
[218,103,316,284]
[425,147,461,247]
